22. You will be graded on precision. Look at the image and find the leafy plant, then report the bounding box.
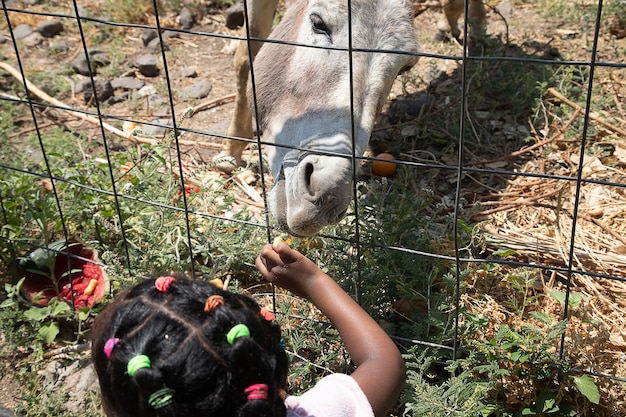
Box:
[461,312,600,416]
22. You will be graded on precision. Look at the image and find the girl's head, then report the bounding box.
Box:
[91,276,288,417]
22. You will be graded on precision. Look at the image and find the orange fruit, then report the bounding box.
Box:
[372,153,397,176]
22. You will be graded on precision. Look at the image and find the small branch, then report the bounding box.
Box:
[43,343,90,359]
[192,93,236,114]
[548,87,626,138]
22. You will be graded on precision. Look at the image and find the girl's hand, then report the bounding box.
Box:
[255,242,323,298]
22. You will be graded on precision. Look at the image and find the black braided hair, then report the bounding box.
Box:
[91,276,288,417]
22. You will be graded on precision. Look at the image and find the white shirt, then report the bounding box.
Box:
[285,374,375,417]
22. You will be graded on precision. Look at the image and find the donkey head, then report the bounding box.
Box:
[252,0,419,236]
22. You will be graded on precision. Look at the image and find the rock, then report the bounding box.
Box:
[497,1,514,19]
[141,118,173,137]
[387,94,433,119]
[224,2,244,30]
[74,79,90,94]
[136,85,158,98]
[71,49,110,76]
[162,30,180,40]
[0,30,7,44]
[43,360,63,387]
[13,24,33,40]
[146,37,169,52]
[60,362,99,414]
[147,94,165,107]
[179,80,212,100]
[153,107,170,117]
[135,54,159,77]
[22,32,44,47]
[178,67,197,78]
[82,78,114,103]
[104,92,129,105]
[178,7,195,29]
[48,40,69,53]
[0,406,18,417]
[141,28,157,47]
[37,19,64,37]
[111,76,145,90]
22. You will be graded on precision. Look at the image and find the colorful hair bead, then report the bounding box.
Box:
[148,387,176,409]
[244,383,269,401]
[127,354,151,376]
[204,295,225,313]
[259,307,275,322]
[155,276,176,292]
[226,324,250,345]
[103,337,121,359]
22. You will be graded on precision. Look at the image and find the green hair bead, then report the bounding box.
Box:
[148,387,176,409]
[226,324,250,344]
[127,354,151,376]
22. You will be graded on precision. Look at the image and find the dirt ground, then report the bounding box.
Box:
[1,0,625,413]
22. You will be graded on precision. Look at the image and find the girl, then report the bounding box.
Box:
[92,242,405,417]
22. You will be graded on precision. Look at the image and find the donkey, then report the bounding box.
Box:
[219,0,419,236]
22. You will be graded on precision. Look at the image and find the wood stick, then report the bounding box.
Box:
[548,87,626,138]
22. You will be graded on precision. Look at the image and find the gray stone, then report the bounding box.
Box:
[387,94,433,119]
[74,78,90,94]
[162,30,180,40]
[0,30,7,44]
[71,49,110,76]
[13,24,33,40]
[141,118,173,137]
[136,85,158,98]
[153,107,171,117]
[0,406,18,417]
[179,80,212,100]
[147,94,165,107]
[82,78,114,103]
[48,40,69,53]
[178,67,197,78]
[178,7,195,29]
[60,363,99,414]
[104,91,129,105]
[146,37,169,52]
[135,54,159,77]
[22,32,44,47]
[141,28,157,47]
[37,19,64,37]
[111,76,145,90]
[224,2,244,29]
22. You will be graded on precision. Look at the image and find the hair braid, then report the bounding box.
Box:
[92,276,288,417]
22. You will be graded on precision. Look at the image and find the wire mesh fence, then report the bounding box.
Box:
[1,0,626,414]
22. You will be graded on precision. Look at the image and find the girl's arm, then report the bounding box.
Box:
[256,243,405,417]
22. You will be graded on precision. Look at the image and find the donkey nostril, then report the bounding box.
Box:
[304,162,315,195]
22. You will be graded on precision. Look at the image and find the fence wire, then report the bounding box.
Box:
[1,0,626,408]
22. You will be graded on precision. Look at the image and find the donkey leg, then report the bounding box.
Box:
[435,0,486,42]
[217,0,278,174]
[436,0,464,41]
[468,0,487,33]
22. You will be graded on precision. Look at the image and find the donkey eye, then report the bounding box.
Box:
[310,14,331,37]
